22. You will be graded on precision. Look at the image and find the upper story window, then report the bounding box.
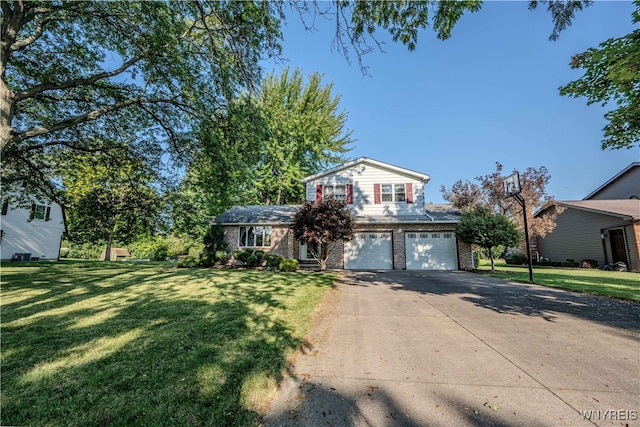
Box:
[323,185,347,201]
[374,182,414,204]
[30,204,51,221]
[238,226,272,247]
[315,184,353,204]
[381,184,406,202]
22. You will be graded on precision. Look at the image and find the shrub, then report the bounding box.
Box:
[561,259,579,268]
[233,249,252,264]
[65,242,104,260]
[247,254,259,267]
[130,237,170,261]
[505,253,526,265]
[264,254,282,268]
[279,258,299,272]
[178,256,199,268]
[215,250,229,264]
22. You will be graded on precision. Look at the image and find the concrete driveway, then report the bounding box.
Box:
[263,270,640,427]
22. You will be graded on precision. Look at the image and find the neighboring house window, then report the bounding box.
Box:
[374,183,414,204]
[315,184,353,204]
[1,200,8,215]
[238,226,272,247]
[30,204,51,221]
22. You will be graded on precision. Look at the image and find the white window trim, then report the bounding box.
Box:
[380,183,406,202]
[238,226,272,247]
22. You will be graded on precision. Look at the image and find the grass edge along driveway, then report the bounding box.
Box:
[476,260,640,302]
[0,261,335,426]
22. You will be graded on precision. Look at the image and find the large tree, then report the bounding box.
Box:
[253,67,352,205]
[62,149,161,260]
[0,1,283,200]
[292,199,355,271]
[559,2,640,150]
[441,162,560,257]
[456,207,522,271]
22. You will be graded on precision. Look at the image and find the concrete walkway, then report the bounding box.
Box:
[263,271,640,427]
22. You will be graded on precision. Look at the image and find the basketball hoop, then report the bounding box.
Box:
[502,171,521,197]
[502,169,533,283]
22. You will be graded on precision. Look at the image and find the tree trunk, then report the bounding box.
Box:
[489,249,495,272]
[105,229,114,261]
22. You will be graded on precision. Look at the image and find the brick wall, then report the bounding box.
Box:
[223,225,294,263]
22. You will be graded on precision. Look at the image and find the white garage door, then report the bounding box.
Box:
[344,232,393,270]
[405,232,458,270]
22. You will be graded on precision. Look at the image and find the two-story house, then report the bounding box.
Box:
[216,157,473,270]
[0,197,67,261]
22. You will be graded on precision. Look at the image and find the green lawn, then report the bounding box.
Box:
[476,260,640,302]
[0,261,335,426]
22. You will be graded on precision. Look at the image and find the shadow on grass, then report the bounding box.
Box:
[1,262,334,426]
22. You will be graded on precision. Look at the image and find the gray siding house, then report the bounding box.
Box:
[215,158,473,270]
[536,163,640,272]
[584,162,639,200]
[536,201,640,271]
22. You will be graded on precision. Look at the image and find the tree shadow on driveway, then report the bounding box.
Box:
[339,270,640,332]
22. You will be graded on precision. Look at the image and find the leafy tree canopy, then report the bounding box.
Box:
[292,199,355,270]
[253,67,352,205]
[61,148,161,249]
[559,1,640,150]
[456,206,522,271]
[441,162,560,243]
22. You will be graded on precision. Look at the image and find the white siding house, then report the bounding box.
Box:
[216,158,473,270]
[0,198,66,261]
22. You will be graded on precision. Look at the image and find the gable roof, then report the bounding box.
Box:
[583,162,640,200]
[301,157,431,183]
[538,200,640,221]
[214,205,300,225]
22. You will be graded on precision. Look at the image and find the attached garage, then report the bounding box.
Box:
[405,231,458,270]
[344,232,393,270]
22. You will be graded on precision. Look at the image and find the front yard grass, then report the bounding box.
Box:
[0,261,335,426]
[476,260,640,302]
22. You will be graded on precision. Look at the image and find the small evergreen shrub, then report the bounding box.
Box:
[264,254,282,268]
[233,249,252,264]
[279,258,299,272]
[247,254,259,267]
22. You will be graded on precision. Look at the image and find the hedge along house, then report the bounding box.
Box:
[215,158,473,270]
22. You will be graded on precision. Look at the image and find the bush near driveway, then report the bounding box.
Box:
[0,261,335,426]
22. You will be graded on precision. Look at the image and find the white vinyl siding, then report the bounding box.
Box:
[405,231,458,270]
[305,163,425,216]
[344,232,393,269]
[0,199,66,261]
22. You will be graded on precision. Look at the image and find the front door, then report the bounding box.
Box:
[299,242,321,260]
[609,229,629,266]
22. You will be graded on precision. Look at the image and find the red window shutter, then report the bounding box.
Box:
[316,184,323,203]
[346,184,353,204]
[406,183,414,203]
[373,184,381,204]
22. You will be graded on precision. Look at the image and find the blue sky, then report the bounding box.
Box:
[263,1,639,204]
